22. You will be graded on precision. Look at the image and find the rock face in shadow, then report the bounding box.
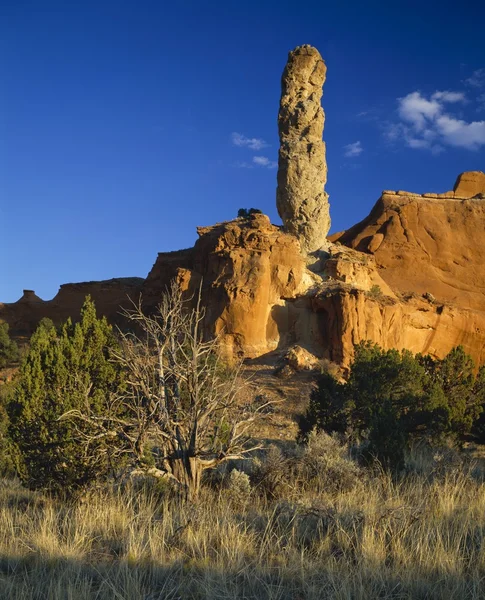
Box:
[276,45,330,253]
[0,278,143,338]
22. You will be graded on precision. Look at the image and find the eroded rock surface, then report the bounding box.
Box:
[0,278,143,337]
[143,213,308,358]
[454,171,485,198]
[330,189,485,312]
[276,45,330,254]
[2,39,485,374]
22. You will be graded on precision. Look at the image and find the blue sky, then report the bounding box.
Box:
[2,0,485,302]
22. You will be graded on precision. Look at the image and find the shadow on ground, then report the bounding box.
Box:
[0,553,484,599]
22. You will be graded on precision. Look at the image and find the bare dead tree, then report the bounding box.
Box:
[61,281,268,499]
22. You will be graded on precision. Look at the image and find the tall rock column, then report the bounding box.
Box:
[276,45,330,254]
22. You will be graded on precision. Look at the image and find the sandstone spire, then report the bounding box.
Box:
[276,45,330,254]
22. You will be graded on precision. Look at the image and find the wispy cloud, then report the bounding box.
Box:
[231,132,269,150]
[234,156,277,169]
[344,141,363,157]
[465,68,485,88]
[430,91,466,103]
[252,156,277,168]
[386,90,485,152]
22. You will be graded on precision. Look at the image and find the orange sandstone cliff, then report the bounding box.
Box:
[2,44,485,370]
[2,173,485,369]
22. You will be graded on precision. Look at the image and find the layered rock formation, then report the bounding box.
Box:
[3,177,485,370]
[142,213,309,358]
[327,172,485,367]
[0,278,143,338]
[276,45,330,254]
[330,175,485,311]
[2,37,484,376]
[454,171,485,198]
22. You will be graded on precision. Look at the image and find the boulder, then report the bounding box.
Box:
[274,344,321,376]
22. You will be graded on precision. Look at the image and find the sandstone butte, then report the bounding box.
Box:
[2,46,485,372]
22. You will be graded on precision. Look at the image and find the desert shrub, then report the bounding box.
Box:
[300,342,485,470]
[418,346,485,437]
[251,445,290,500]
[365,401,407,470]
[471,365,485,442]
[57,283,267,501]
[237,207,263,218]
[367,284,382,299]
[251,434,360,500]
[298,371,346,442]
[295,431,361,493]
[225,468,252,506]
[0,323,18,368]
[8,299,125,494]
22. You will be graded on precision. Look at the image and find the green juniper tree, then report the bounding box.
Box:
[8,299,125,494]
[0,323,19,368]
[300,342,485,469]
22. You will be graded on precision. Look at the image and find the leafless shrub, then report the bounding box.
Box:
[61,281,270,500]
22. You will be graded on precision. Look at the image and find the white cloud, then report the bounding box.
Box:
[431,91,466,103]
[435,115,485,150]
[253,156,277,168]
[465,68,485,88]
[398,92,441,130]
[389,90,485,151]
[231,132,269,150]
[344,141,363,157]
[407,137,431,149]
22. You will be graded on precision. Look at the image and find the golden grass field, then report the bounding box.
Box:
[1,442,485,599]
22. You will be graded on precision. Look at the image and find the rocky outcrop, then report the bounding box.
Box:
[4,195,485,371]
[308,288,485,370]
[17,290,43,303]
[276,45,330,254]
[142,213,308,358]
[330,189,485,312]
[2,41,485,375]
[453,171,485,198]
[0,278,143,337]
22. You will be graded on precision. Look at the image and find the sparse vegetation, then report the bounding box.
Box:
[237,207,263,218]
[0,322,19,368]
[8,301,125,494]
[367,283,383,299]
[300,341,485,469]
[4,304,485,597]
[53,284,268,500]
[0,443,484,598]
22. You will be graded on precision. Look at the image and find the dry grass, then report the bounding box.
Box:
[0,447,485,599]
